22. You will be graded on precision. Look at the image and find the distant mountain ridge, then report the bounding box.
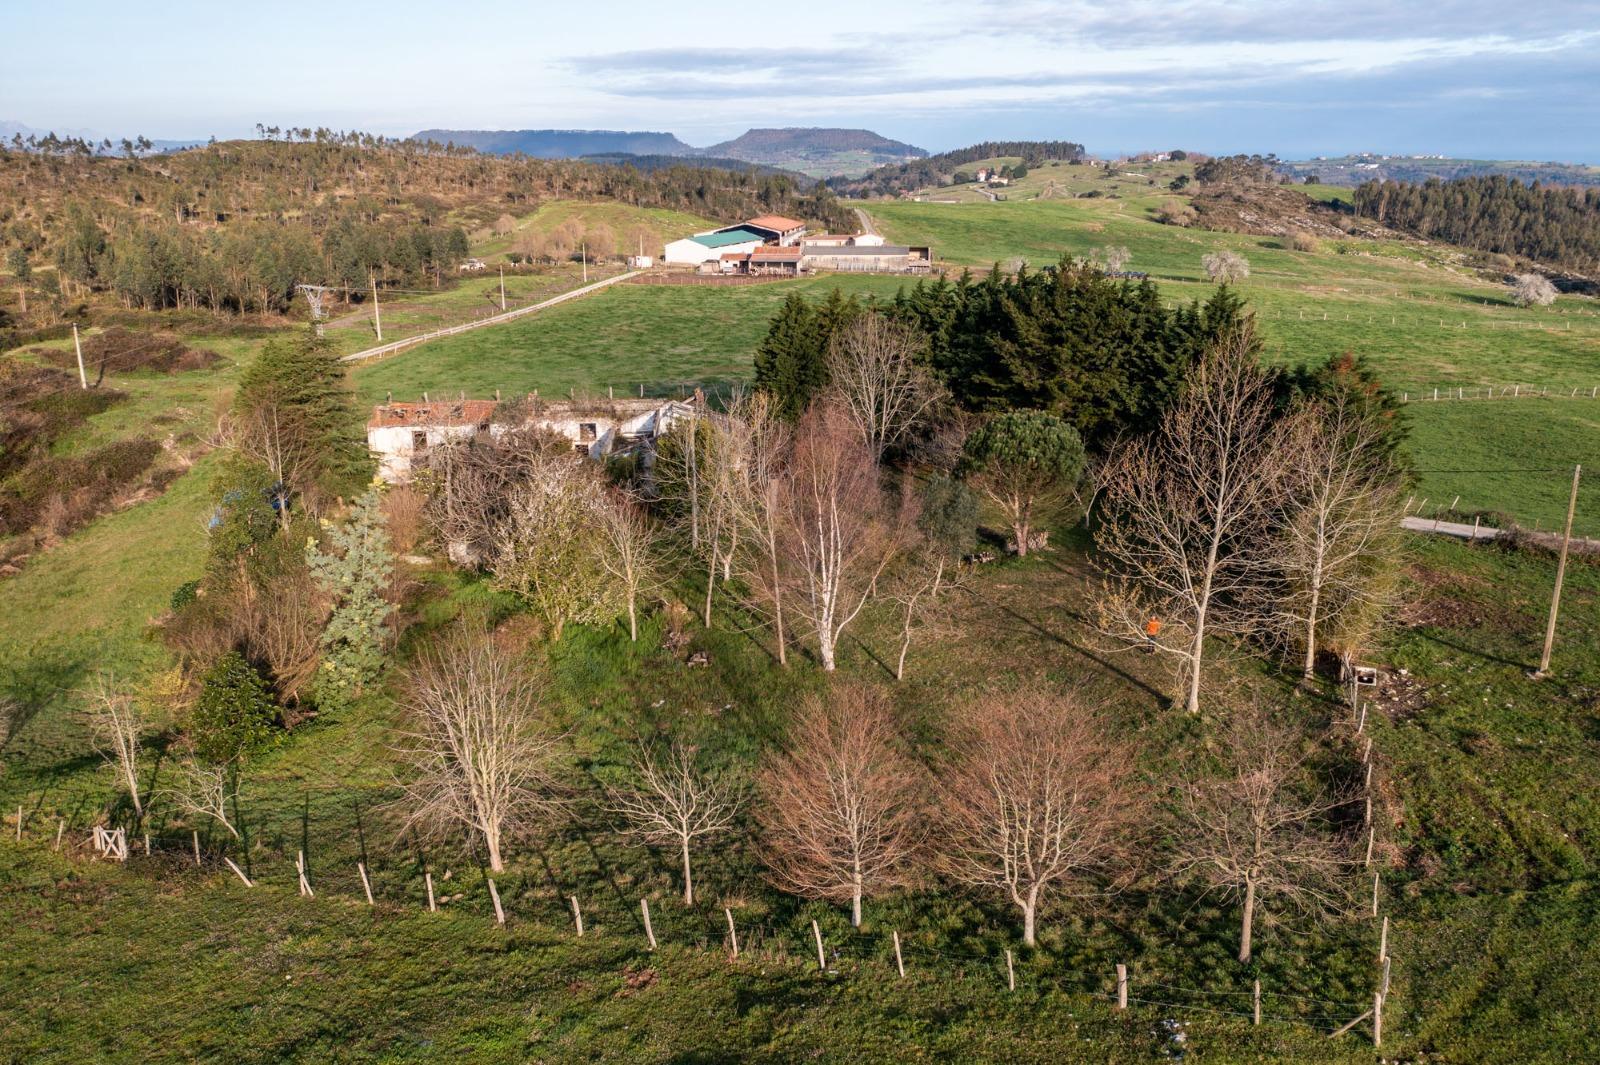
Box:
[410,126,926,177]
[412,128,694,159]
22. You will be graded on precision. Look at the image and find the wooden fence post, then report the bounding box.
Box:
[640,898,657,950]
[14,805,20,842]
[1373,992,1384,1047]
[1365,826,1375,867]
[1005,949,1016,991]
[1116,963,1128,1009]
[570,895,584,936]
[192,831,201,865]
[812,920,826,970]
[296,850,314,897]
[487,877,505,926]
[1378,916,1388,961]
[1253,979,1261,1025]
[223,857,254,887]
[358,862,374,905]
[55,819,64,851]
[725,907,739,959]
[892,930,905,978]
[425,871,437,912]
[1372,872,1380,917]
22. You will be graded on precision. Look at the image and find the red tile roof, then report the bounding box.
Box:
[750,246,802,261]
[745,214,805,233]
[368,399,498,430]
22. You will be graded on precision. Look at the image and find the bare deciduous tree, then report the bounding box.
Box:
[611,742,741,905]
[1171,713,1357,962]
[1202,249,1250,283]
[168,759,239,839]
[777,402,906,671]
[825,312,945,463]
[939,687,1142,947]
[84,675,147,816]
[1095,245,1132,272]
[757,684,925,926]
[597,490,663,642]
[728,391,794,665]
[1271,396,1405,681]
[1096,327,1291,713]
[395,623,563,872]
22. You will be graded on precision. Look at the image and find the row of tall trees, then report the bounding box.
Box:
[1353,175,1600,274]
[390,629,1357,959]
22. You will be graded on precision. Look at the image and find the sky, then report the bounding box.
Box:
[3,0,1598,160]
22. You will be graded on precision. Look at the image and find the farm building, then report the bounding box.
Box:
[368,394,699,482]
[722,245,804,276]
[742,215,807,246]
[663,226,768,265]
[800,244,932,274]
[802,233,886,247]
[662,215,809,265]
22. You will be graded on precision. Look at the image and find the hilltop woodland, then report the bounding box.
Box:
[0,133,853,321]
[826,140,1088,197]
[1353,175,1600,275]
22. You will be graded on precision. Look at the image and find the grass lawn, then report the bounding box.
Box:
[352,275,909,403]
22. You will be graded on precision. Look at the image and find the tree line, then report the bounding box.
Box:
[1353,175,1600,274]
[0,136,856,318]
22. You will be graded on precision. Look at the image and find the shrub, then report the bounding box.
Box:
[188,651,278,764]
[170,579,201,612]
[1288,231,1320,253]
[1155,198,1196,226]
[1510,273,1558,307]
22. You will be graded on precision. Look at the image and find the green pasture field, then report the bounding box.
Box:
[352,275,909,403]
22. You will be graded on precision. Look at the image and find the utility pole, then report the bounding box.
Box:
[1536,464,1581,676]
[370,277,382,341]
[498,265,506,311]
[72,323,87,389]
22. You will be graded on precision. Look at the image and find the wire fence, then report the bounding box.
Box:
[7,800,1389,1045]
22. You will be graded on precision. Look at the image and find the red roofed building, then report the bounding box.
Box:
[748,245,803,276]
[743,215,807,246]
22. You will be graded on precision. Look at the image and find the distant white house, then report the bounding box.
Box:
[459,258,488,272]
[368,395,700,483]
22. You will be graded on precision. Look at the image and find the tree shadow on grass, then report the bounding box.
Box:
[958,582,1167,707]
[1418,629,1534,673]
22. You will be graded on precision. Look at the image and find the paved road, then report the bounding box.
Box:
[852,206,878,236]
[339,271,639,364]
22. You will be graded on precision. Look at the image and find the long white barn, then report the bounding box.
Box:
[367,394,699,482]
